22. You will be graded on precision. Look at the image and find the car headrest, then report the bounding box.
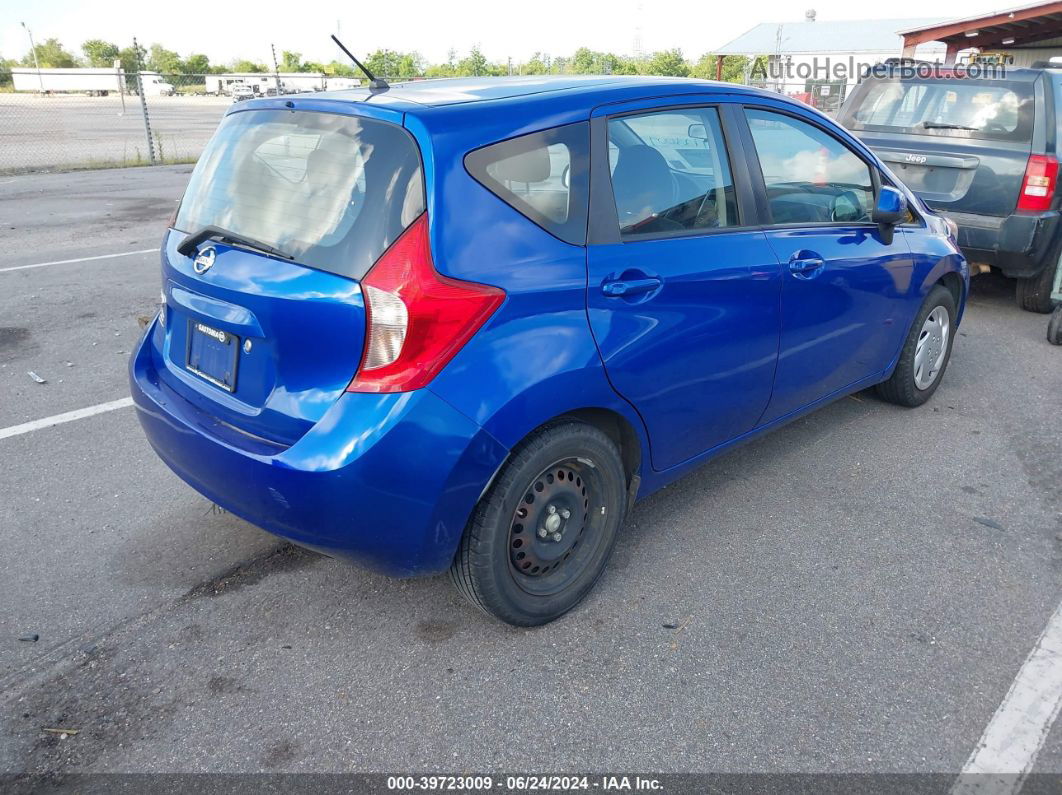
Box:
[612,144,674,217]
[488,146,551,184]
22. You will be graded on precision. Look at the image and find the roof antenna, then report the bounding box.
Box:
[330,34,389,91]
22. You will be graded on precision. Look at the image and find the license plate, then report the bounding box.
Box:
[186,320,239,392]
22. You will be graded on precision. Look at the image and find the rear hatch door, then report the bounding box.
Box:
[155,105,425,447]
[841,75,1038,217]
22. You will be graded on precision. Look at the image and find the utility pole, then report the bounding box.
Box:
[20,22,44,93]
[132,37,156,165]
[271,43,281,96]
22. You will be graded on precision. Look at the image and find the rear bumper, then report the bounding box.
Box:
[129,319,508,577]
[940,209,1060,278]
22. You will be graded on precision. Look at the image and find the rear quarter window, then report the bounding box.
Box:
[464,122,590,245]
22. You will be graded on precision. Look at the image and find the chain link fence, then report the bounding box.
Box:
[0,68,376,175]
[0,65,847,176]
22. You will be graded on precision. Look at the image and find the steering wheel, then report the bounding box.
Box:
[830,190,868,223]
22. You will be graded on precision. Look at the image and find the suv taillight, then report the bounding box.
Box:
[347,213,505,394]
[1017,154,1059,213]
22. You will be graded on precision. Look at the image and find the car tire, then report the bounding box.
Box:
[1048,306,1062,346]
[875,284,957,407]
[449,420,627,626]
[1015,259,1059,314]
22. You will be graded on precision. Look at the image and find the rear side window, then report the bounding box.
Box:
[746,109,874,226]
[846,79,1034,142]
[175,110,425,279]
[465,123,589,245]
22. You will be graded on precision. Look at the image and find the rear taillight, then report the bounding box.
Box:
[347,213,505,394]
[1017,154,1059,213]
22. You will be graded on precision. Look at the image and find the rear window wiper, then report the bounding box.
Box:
[922,122,978,131]
[176,225,294,261]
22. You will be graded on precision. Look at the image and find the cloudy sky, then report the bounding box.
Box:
[3,0,1008,66]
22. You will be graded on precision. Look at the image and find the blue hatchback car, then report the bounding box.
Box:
[131,76,968,625]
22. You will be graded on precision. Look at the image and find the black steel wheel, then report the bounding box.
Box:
[450,420,627,626]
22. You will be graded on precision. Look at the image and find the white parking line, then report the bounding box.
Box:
[0,398,134,441]
[0,248,160,274]
[952,600,1062,794]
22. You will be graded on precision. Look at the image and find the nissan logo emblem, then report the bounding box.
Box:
[193,246,217,275]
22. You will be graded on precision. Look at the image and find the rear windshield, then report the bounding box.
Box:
[175,109,425,279]
[846,79,1034,142]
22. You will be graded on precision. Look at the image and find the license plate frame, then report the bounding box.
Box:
[186,320,240,393]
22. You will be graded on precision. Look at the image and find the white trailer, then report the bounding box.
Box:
[206,74,269,96]
[138,72,175,96]
[12,67,122,96]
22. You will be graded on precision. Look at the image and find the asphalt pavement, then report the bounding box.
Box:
[1,165,1060,779]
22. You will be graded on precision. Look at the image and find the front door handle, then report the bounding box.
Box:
[602,276,663,297]
[788,255,825,276]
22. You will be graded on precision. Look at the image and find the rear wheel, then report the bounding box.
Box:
[1015,258,1060,314]
[875,284,956,407]
[450,420,626,626]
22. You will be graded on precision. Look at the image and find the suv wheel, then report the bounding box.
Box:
[1016,257,1060,314]
[875,284,957,407]
[450,420,627,626]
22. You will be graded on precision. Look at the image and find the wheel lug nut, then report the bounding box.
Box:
[560,509,571,519]
[538,528,548,539]
[547,505,556,515]
[552,532,563,542]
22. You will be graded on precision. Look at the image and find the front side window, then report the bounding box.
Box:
[607,107,738,239]
[745,109,874,226]
[465,122,589,245]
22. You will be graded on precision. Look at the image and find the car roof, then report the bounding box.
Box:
[301,75,773,111]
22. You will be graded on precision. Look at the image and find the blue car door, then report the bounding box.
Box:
[586,100,783,472]
[737,104,915,423]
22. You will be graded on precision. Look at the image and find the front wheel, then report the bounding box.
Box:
[875,284,957,407]
[450,420,627,626]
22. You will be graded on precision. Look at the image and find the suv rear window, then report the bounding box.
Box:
[846,79,1034,142]
[175,110,425,279]
[465,122,589,245]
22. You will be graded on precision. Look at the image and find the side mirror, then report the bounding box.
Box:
[687,123,708,140]
[872,185,907,244]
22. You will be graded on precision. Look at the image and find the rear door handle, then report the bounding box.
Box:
[602,277,663,297]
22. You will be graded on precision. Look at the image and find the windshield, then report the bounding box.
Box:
[175,109,425,279]
[847,79,1034,142]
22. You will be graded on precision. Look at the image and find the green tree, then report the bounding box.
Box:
[280,50,305,72]
[640,49,689,77]
[690,53,754,83]
[81,39,119,67]
[181,53,211,75]
[520,52,551,75]
[566,48,637,75]
[364,49,424,79]
[231,59,267,73]
[22,38,78,68]
[148,43,182,74]
[456,46,490,77]
[0,56,12,87]
[424,49,457,78]
[116,42,146,90]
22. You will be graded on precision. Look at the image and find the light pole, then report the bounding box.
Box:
[20,21,44,93]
